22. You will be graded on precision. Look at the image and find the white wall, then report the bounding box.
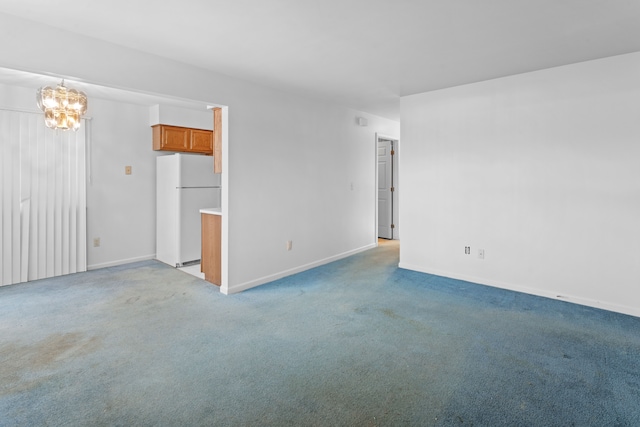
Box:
[400,52,640,317]
[149,104,213,130]
[0,13,400,293]
[86,98,162,269]
[226,100,399,292]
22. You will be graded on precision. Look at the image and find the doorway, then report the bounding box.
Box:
[377,135,398,240]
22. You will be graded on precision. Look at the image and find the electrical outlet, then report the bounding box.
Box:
[478,249,485,259]
[465,246,470,255]
[125,166,132,175]
[286,240,293,251]
[93,237,100,247]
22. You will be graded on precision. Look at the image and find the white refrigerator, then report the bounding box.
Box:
[156,153,221,267]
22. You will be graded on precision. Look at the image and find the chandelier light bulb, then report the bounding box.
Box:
[36,80,87,131]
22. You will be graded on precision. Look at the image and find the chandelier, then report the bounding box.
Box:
[36,80,88,131]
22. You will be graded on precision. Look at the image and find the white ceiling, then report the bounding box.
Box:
[2,0,640,120]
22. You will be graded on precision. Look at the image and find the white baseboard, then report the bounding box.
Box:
[88,254,156,271]
[398,262,640,319]
[222,243,377,295]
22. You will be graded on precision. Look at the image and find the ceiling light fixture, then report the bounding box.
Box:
[36,80,87,131]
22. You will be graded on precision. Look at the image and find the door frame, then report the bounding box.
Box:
[374,133,400,245]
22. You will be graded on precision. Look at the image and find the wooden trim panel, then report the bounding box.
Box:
[213,108,222,173]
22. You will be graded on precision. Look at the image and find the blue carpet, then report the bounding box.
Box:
[1,240,639,426]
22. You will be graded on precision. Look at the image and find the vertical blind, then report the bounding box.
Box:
[0,109,87,286]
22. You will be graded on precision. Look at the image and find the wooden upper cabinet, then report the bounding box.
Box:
[191,129,213,153]
[152,124,213,155]
[159,126,189,151]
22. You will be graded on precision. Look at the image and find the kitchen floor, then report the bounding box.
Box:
[178,263,204,279]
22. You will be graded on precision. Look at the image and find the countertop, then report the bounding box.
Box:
[200,207,222,216]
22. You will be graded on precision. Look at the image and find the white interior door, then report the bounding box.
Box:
[378,139,393,239]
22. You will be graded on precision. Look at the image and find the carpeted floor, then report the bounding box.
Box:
[1,240,639,426]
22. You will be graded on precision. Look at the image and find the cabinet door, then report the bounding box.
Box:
[161,126,189,150]
[201,213,221,286]
[190,129,213,153]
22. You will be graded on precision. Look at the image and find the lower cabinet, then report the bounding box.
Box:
[201,213,221,286]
